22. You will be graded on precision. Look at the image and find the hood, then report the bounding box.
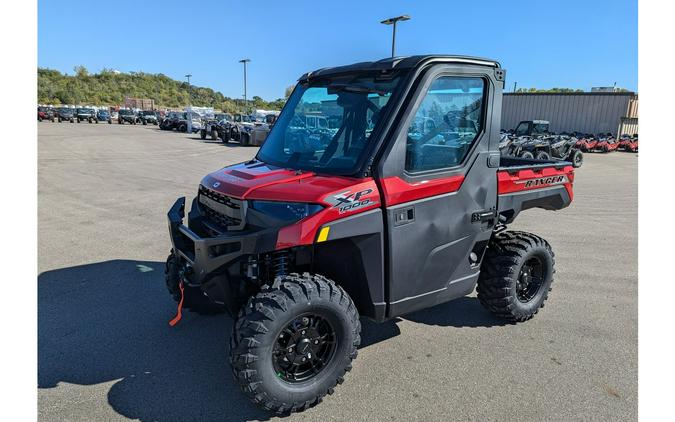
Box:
[200,160,370,204]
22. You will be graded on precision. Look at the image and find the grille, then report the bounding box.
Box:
[198,185,245,231]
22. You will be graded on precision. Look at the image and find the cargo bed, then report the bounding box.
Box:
[496,157,575,224]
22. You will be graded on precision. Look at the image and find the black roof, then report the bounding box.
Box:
[300,55,500,81]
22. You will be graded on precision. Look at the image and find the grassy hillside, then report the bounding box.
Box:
[38,66,286,112]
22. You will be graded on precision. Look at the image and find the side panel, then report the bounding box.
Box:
[375,64,504,318]
[314,209,386,320]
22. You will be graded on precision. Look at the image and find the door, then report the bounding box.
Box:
[377,65,501,317]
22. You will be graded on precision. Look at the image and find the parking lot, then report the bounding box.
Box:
[38,123,637,421]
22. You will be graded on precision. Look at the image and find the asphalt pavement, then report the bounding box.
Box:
[38,122,637,421]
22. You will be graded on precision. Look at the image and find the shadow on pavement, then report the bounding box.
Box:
[38,260,271,422]
[403,297,511,328]
[39,260,504,421]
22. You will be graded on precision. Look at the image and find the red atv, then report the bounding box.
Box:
[625,136,638,152]
[619,134,638,152]
[576,135,597,152]
[164,55,575,414]
[38,106,55,122]
[595,133,619,152]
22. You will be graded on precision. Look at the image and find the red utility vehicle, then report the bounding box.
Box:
[165,55,575,413]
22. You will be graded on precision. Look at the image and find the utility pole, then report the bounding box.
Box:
[513,81,518,92]
[239,59,251,114]
[380,15,410,57]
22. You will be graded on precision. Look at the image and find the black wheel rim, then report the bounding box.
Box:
[272,313,337,383]
[516,256,545,303]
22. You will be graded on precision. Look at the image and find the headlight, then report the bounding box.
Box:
[249,201,323,222]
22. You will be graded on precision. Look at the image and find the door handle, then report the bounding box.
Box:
[394,207,415,226]
[471,209,496,224]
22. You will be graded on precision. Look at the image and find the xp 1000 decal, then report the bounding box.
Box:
[326,188,379,214]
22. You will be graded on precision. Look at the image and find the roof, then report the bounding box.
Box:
[505,91,636,96]
[300,55,500,81]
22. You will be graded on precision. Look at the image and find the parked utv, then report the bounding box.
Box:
[57,107,75,123]
[221,114,258,145]
[38,106,56,122]
[76,108,96,123]
[118,109,138,124]
[138,110,159,125]
[159,112,182,130]
[97,109,113,124]
[164,55,575,414]
[200,114,232,141]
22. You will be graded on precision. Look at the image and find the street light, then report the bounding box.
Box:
[239,59,251,114]
[380,15,410,58]
[185,74,192,132]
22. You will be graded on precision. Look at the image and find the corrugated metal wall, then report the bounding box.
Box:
[501,93,636,135]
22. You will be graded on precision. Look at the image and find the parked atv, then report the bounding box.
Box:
[163,55,575,414]
[580,135,599,152]
[594,133,619,152]
[200,115,232,141]
[138,110,159,125]
[38,106,56,122]
[221,114,258,145]
[118,109,138,124]
[76,108,96,123]
[56,107,75,123]
[619,134,638,152]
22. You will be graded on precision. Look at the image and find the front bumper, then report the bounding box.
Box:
[167,197,277,286]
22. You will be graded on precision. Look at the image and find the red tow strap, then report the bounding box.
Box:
[169,281,185,327]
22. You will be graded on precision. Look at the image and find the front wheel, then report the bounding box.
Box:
[230,273,361,414]
[519,151,534,159]
[200,129,207,140]
[477,231,555,322]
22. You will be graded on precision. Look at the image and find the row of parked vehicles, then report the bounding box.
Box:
[39,105,280,147]
[38,106,163,125]
[575,133,638,153]
[158,110,278,146]
[499,120,638,169]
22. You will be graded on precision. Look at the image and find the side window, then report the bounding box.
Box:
[405,76,486,173]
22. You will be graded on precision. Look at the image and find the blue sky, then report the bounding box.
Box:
[38,0,637,100]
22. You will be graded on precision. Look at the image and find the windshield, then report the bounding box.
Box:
[256,72,405,174]
[142,111,155,116]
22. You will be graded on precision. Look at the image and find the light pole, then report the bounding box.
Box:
[185,74,192,132]
[239,59,251,114]
[380,15,410,58]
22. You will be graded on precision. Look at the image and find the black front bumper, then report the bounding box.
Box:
[167,197,278,286]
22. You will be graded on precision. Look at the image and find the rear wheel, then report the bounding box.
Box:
[477,231,555,322]
[534,150,550,160]
[178,123,187,132]
[568,149,583,168]
[230,273,361,414]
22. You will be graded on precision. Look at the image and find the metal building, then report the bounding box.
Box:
[501,92,638,136]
